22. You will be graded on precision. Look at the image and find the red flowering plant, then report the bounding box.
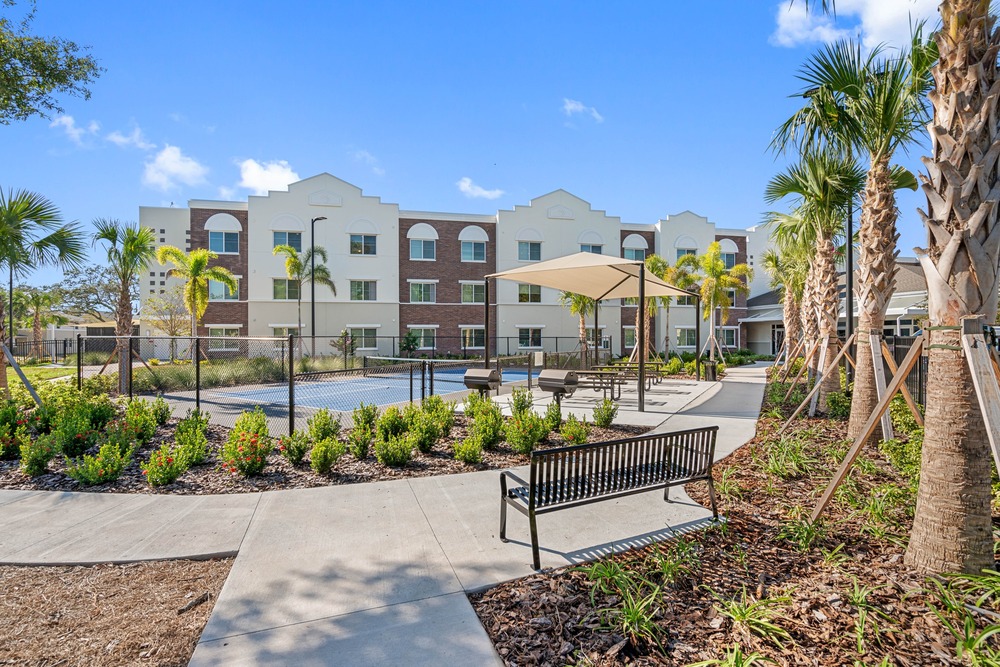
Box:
[65,443,130,486]
[142,444,187,486]
[276,430,311,465]
[0,424,29,460]
[221,407,271,476]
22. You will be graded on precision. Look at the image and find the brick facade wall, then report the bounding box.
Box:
[619,229,658,356]
[715,233,749,350]
[189,208,249,337]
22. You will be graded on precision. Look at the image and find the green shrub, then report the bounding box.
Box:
[65,442,131,486]
[20,434,57,477]
[142,444,186,486]
[375,432,413,467]
[470,400,504,449]
[175,410,210,466]
[124,399,157,444]
[422,395,455,437]
[85,395,118,431]
[151,395,172,426]
[307,408,340,442]
[376,406,408,442]
[102,419,141,457]
[221,430,270,476]
[463,392,491,419]
[826,392,851,421]
[453,434,484,464]
[889,395,923,436]
[664,357,683,375]
[310,437,346,474]
[683,360,698,376]
[544,401,561,433]
[277,430,312,465]
[0,425,28,460]
[352,403,379,432]
[560,414,590,445]
[228,407,269,444]
[347,423,373,460]
[508,387,534,417]
[407,409,442,454]
[592,398,619,428]
[880,432,923,484]
[504,411,547,455]
[54,405,96,457]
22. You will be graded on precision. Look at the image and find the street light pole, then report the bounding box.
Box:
[310,216,327,357]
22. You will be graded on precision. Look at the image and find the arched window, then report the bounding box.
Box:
[622,233,648,261]
[205,213,241,254]
[459,225,488,262]
[578,230,604,255]
[718,238,739,269]
[269,214,305,252]
[407,223,438,261]
[516,227,543,262]
[347,219,379,256]
[674,235,698,262]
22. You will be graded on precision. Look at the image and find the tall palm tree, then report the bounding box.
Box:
[558,291,596,366]
[23,289,68,361]
[633,254,698,360]
[0,188,85,398]
[774,34,933,440]
[94,219,156,393]
[155,246,237,359]
[273,244,336,358]
[761,246,809,367]
[688,242,753,363]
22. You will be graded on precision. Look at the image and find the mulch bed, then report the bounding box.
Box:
[0,415,647,495]
[470,397,998,664]
[0,558,232,667]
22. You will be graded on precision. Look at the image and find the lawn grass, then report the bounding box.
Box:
[6,365,74,385]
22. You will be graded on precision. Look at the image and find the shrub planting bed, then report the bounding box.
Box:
[470,373,999,665]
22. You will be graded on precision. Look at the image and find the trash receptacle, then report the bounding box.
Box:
[703,361,717,382]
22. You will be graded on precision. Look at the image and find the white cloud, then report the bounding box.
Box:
[562,98,604,123]
[106,126,155,150]
[771,0,938,50]
[351,149,385,176]
[457,177,504,200]
[218,186,236,200]
[237,159,299,195]
[50,115,100,146]
[143,144,209,191]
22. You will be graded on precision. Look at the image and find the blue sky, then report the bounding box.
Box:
[2,0,939,285]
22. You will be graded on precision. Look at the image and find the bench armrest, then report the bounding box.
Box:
[500,470,529,488]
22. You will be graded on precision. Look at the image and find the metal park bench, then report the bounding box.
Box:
[499,426,719,569]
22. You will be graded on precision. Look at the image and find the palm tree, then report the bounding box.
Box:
[632,254,698,360]
[774,34,933,441]
[272,244,337,358]
[94,219,156,393]
[0,188,85,398]
[558,291,596,367]
[23,289,68,361]
[155,246,237,359]
[761,247,809,367]
[765,152,864,410]
[688,242,753,363]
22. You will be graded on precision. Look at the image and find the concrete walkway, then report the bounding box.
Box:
[0,363,767,666]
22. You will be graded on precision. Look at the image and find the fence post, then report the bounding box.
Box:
[194,337,201,412]
[76,334,82,390]
[428,360,434,397]
[409,362,414,403]
[288,334,295,435]
[128,337,135,401]
[420,360,426,401]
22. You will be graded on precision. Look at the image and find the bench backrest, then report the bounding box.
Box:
[527,426,718,509]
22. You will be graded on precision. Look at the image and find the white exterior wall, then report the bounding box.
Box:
[138,205,191,340]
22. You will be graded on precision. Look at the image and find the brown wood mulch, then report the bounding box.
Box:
[0,558,232,667]
[470,406,998,664]
[0,415,646,495]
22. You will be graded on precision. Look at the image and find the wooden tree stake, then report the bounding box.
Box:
[880,340,924,427]
[869,333,895,441]
[808,337,830,417]
[961,317,1000,477]
[778,333,856,434]
[783,338,821,402]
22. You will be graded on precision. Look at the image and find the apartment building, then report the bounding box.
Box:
[139,173,772,357]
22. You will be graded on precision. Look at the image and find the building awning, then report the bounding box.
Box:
[739,308,784,324]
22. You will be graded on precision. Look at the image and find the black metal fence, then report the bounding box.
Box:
[10,338,79,364]
[298,334,612,361]
[887,335,928,407]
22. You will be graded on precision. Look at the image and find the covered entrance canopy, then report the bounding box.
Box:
[486,252,700,411]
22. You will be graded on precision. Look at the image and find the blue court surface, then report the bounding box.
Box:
[208,368,536,413]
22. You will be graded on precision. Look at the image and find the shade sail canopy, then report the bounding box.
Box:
[487,252,695,301]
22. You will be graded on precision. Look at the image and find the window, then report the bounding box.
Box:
[725,289,738,306]
[350,234,377,255]
[677,327,698,347]
[586,328,609,349]
[677,248,697,261]
[209,231,238,254]
[409,239,436,260]
[624,327,636,348]
[273,279,300,300]
[518,328,542,348]
[580,244,602,254]
[409,282,436,303]
[721,252,737,269]
[207,327,240,351]
[410,328,436,349]
[461,283,485,304]
[272,327,300,338]
[676,295,697,306]
[622,296,640,306]
[349,328,378,350]
[461,327,485,349]
[461,241,486,262]
[518,283,541,303]
[518,241,541,262]
[273,231,302,252]
[350,280,377,301]
[721,328,739,348]
[208,279,238,301]
[623,248,645,261]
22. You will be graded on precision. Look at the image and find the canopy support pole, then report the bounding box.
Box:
[638,264,645,412]
[695,295,702,381]
[484,277,490,370]
[593,301,599,369]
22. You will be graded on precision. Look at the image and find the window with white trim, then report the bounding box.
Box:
[518,328,542,348]
[623,326,636,348]
[721,252,737,269]
[622,296,640,306]
[623,248,645,261]
[518,283,541,303]
[272,326,300,337]
[580,244,602,254]
[349,327,378,350]
[272,279,300,300]
[273,231,302,252]
[207,327,240,351]
[676,248,697,261]
[209,231,238,254]
[409,282,436,303]
[350,234,377,255]
[721,327,739,348]
[409,328,436,349]
[461,327,485,349]
[461,283,485,304]
[725,289,738,306]
[350,280,377,301]
[461,241,486,262]
[677,327,698,347]
[409,239,436,260]
[518,241,541,262]
[676,295,697,306]
[208,279,238,301]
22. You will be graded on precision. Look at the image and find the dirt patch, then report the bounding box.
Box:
[0,415,647,495]
[0,558,232,667]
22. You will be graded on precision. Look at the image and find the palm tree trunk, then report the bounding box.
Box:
[847,157,898,441]
[782,285,801,368]
[905,2,999,575]
[663,305,672,357]
[116,285,132,395]
[578,313,588,369]
[32,311,42,360]
[813,234,840,411]
[799,263,819,371]
[0,300,9,400]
